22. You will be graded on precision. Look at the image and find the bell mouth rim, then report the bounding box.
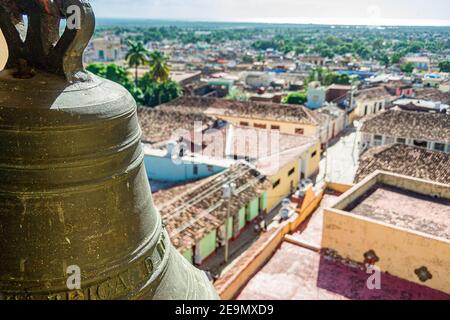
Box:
[0,222,170,299]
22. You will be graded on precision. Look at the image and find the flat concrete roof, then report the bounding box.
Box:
[236,242,450,300]
[331,171,450,241]
[292,192,341,248]
[345,184,450,240]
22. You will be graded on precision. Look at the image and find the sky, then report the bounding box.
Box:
[90,0,450,26]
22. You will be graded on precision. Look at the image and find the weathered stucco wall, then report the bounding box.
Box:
[322,209,450,294]
[266,158,300,211]
[212,114,319,138]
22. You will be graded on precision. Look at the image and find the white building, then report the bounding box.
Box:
[242,71,274,89]
[359,109,450,154]
[352,86,395,118]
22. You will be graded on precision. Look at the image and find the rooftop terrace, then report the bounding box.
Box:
[236,242,450,300]
[345,184,450,240]
[161,96,326,125]
[334,172,450,240]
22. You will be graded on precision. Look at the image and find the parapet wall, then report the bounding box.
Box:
[322,208,450,294]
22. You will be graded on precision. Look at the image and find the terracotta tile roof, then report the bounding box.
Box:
[354,86,394,102]
[327,84,352,90]
[360,109,450,143]
[183,124,316,176]
[199,124,316,158]
[355,144,450,185]
[384,80,413,89]
[161,96,325,126]
[413,88,450,104]
[137,106,216,144]
[152,163,271,253]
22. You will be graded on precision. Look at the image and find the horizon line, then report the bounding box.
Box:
[95,16,450,28]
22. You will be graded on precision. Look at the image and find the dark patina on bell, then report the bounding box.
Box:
[0,0,218,300]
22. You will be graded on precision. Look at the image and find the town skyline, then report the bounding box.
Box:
[91,0,450,27]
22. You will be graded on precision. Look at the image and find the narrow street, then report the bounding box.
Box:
[317,127,360,185]
[200,202,283,277]
[200,126,361,277]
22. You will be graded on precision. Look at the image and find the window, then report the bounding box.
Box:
[434,143,446,152]
[193,165,198,175]
[295,128,304,135]
[385,136,395,145]
[254,123,267,129]
[207,165,214,173]
[397,138,406,144]
[271,125,280,130]
[379,102,383,111]
[240,121,249,126]
[364,105,368,115]
[311,151,317,158]
[373,135,383,146]
[288,167,295,176]
[413,140,428,148]
[233,155,238,160]
[272,179,281,189]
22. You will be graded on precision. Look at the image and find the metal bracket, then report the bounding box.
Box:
[0,0,95,82]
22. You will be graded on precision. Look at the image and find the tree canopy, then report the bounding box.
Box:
[87,63,181,108]
[439,61,450,73]
[283,91,307,105]
[400,62,415,74]
[148,50,171,82]
[125,40,150,85]
[306,68,352,86]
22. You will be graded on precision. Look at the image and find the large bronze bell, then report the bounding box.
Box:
[0,0,218,300]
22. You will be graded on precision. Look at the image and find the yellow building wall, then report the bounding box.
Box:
[205,113,322,212]
[266,157,300,211]
[322,209,450,295]
[212,114,319,137]
[0,30,7,70]
[301,143,321,178]
[263,142,320,211]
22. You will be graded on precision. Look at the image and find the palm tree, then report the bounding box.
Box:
[148,50,171,82]
[125,40,149,85]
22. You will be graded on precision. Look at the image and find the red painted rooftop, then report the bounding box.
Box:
[236,242,450,300]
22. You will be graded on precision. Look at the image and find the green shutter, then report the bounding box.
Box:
[198,230,217,260]
[259,192,268,210]
[246,198,259,221]
[238,207,246,230]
